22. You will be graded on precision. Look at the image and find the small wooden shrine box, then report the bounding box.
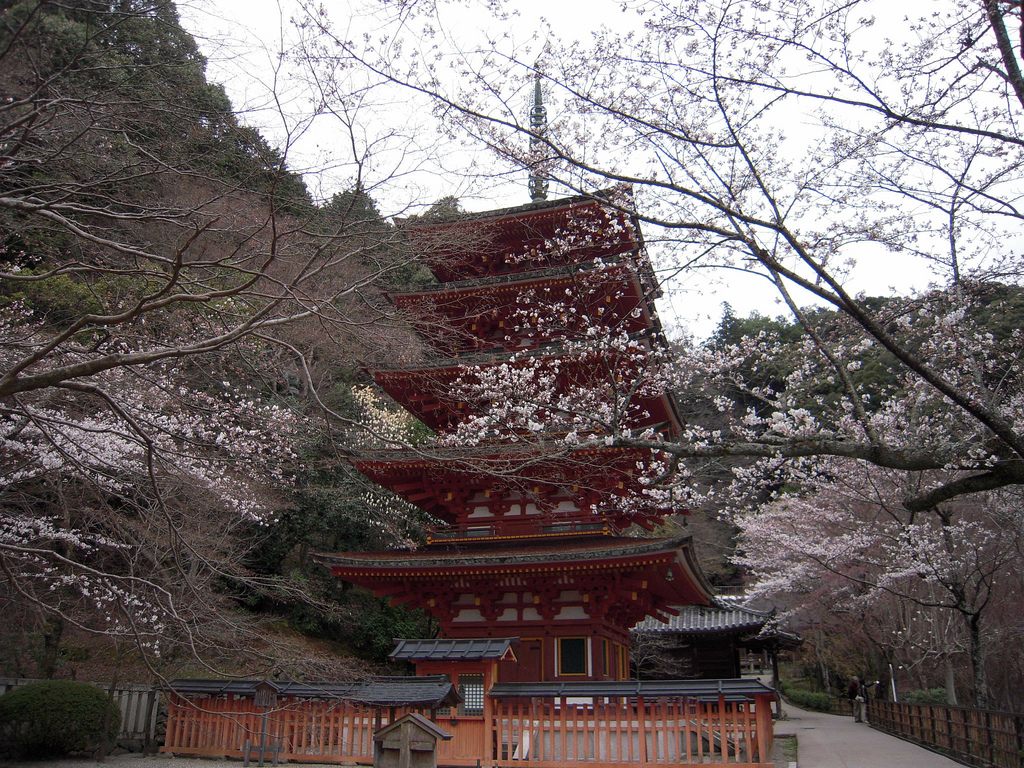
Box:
[373,713,451,768]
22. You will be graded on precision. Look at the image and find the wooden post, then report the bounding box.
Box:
[482,665,494,767]
[143,686,157,755]
[769,648,785,720]
[985,710,994,766]
[637,695,649,764]
[1015,712,1024,768]
[758,693,773,764]
[717,694,727,763]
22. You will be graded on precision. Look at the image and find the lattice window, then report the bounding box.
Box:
[458,674,484,716]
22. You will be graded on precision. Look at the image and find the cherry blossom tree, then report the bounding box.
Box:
[0,0,421,676]
[289,0,1024,704]
[295,0,1024,500]
[734,458,1024,708]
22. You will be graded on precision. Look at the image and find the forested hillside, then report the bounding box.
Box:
[0,0,431,682]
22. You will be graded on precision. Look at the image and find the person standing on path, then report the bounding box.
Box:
[856,679,869,722]
[843,679,860,720]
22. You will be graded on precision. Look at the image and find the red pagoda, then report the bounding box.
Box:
[162,79,777,766]
[318,189,716,698]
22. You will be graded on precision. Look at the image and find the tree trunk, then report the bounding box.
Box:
[967,612,989,709]
[944,655,959,706]
[37,614,64,679]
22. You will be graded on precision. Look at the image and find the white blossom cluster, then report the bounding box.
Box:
[348,385,421,448]
[1,299,305,650]
[1,303,299,519]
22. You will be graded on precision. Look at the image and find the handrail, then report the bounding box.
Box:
[426,514,616,544]
[870,698,1024,768]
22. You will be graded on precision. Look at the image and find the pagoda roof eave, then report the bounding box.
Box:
[388,259,652,302]
[396,188,627,229]
[315,534,717,606]
[348,441,649,466]
[396,191,645,284]
[373,334,656,377]
[315,533,694,570]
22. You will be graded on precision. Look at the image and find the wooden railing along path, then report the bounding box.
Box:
[870,699,1024,768]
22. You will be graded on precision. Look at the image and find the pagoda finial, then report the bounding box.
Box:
[528,67,549,202]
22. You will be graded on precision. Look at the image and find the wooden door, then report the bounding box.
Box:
[499,638,543,682]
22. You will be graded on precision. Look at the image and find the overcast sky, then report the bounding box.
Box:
[177,0,933,338]
[177,0,616,206]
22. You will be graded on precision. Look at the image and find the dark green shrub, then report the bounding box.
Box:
[901,687,949,706]
[779,678,834,712]
[785,688,833,711]
[0,680,121,758]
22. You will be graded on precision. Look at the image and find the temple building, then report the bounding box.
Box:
[159,85,776,767]
[633,602,803,681]
[161,196,778,764]
[317,189,717,698]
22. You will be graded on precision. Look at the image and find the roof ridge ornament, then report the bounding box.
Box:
[528,66,549,203]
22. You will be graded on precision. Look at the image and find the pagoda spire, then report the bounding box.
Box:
[528,68,549,202]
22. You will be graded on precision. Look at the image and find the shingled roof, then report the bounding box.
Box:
[634,602,804,651]
[165,676,462,708]
[489,677,774,702]
[634,603,770,635]
[391,637,518,662]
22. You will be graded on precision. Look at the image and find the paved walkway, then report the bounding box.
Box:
[774,702,964,767]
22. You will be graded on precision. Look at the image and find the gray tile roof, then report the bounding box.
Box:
[165,676,462,708]
[489,678,774,701]
[391,637,518,661]
[373,713,453,742]
[633,603,770,634]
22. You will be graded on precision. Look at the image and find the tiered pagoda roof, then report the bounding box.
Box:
[400,193,641,283]
[390,261,659,356]
[322,188,714,681]
[350,444,672,534]
[318,534,713,630]
[372,340,683,435]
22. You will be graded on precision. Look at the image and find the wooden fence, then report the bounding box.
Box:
[826,696,853,717]
[163,694,388,761]
[870,699,1024,768]
[488,695,773,767]
[0,677,160,749]
[163,692,776,767]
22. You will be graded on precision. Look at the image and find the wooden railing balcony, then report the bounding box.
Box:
[425,514,618,545]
